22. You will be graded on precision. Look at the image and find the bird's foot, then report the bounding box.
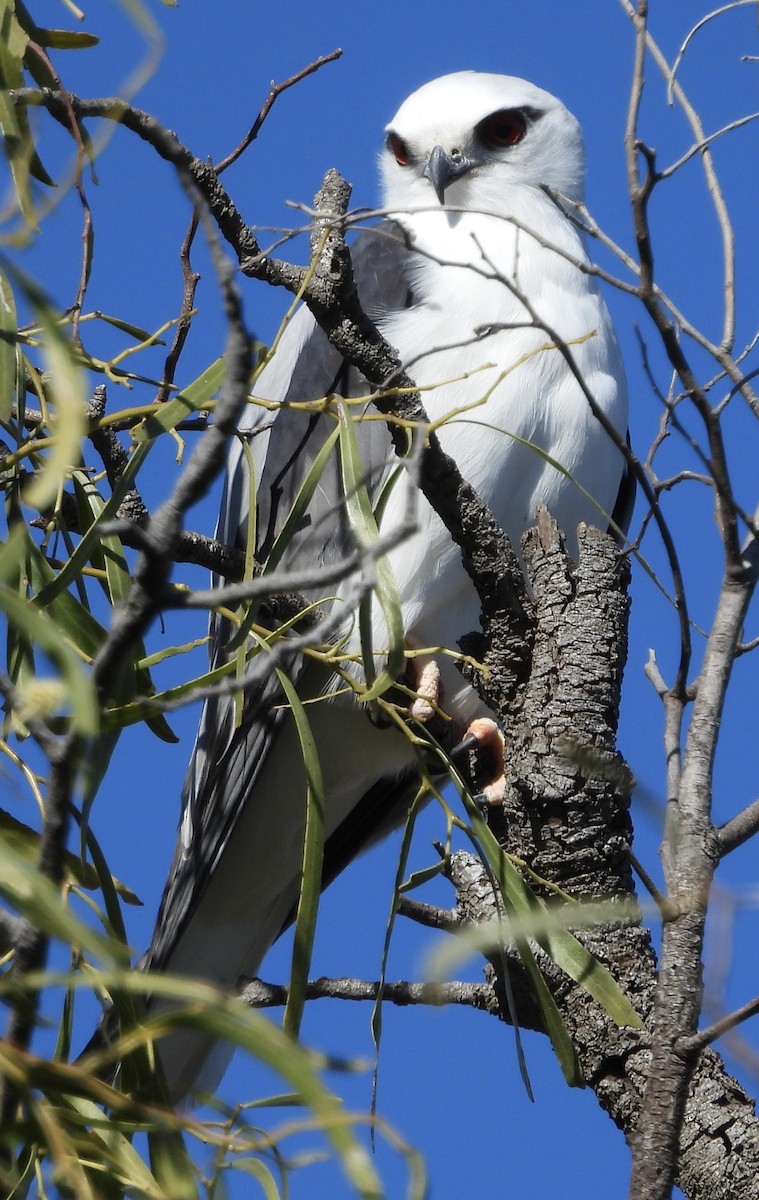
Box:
[450,717,506,806]
[409,656,442,721]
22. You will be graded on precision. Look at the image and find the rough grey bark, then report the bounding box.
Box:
[456,516,759,1200]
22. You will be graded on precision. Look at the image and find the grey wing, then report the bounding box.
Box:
[146,222,412,970]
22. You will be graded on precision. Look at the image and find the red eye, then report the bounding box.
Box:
[477,109,527,149]
[387,131,411,166]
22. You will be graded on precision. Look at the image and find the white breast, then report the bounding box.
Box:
[365,197,627,722]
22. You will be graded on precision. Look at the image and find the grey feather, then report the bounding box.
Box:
[146,224,414,979]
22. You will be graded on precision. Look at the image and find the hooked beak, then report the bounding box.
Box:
[423,144,475,203]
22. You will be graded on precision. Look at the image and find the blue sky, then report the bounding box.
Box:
[10,1,759,1196]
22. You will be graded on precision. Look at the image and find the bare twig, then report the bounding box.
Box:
[213,49,343,175]
[678,993,759,1056]
[716,798,759,857]
[668,3,759,105]
[240,976,492,1011]
[154,218,201,408]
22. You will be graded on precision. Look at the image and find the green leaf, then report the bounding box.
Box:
[34,440,153,607]
[11,276,87,511]
[0,827,121,963]
[61,1094,165,1199]
[0,550,98,736]
[371,783,428,1109]
[20,527,108,660]
[132,358,225,442]
[0,808,139,904]
[274,666,325,1040]
[229,1158,282,1200]
[0,0,36,224]
[148,1130,198,1200]
[58,969,384,1199]
[338,402,405,702]
[71,471,132,607]
[227,421,342,656]
[475,814,641,1029]
[33,29,100,49]
[446,760,642,1034]
[2,528,36,715]
[95,312,164,342]
[0,267,17,421]
[265,423,341,576]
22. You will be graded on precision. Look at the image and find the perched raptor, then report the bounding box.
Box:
[144,71,630,1098]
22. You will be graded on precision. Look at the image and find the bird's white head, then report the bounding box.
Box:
[380,71,585,215]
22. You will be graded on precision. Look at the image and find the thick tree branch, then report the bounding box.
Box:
[470,517,759,1200]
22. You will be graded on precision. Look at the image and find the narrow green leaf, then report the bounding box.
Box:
[62,1094,165,1199]
[227,422,341,655]
[371,785,427,1114]
[398,860,445,893]
[0,0,38,225]
[443,749,642,1037]
[1,527,36,712]
[0,808,139,904]
[338,403,405,701]
[132,358,225,441]
[0,580,98,735]
[230,1156,282,1199]
[265,424,341,576]
[475,813,641,1029]
[274,665,325,1041]
[55,969,383,1199]
[95,312,163,341]
[230,436,258,706]
[101,643,257,731]
[33,28,100,49]
[0,267,17,421]
[0,828,120,963]
[20,288,87,512]
[148,1130,198,1200]
[34,439,152,606]
[71,471,132,606]
[20,526,107,660]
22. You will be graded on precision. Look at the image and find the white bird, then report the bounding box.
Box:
[144,71,631,1099]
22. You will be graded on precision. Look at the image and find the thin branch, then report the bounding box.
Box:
[660,112,759,178]
[716,797,759,857]
[626,2,737,350]
[167,522,414,612]
[11,88,306,295]
[679,994,759,1056]
[396,896,462,932]
[628,849,673,918]
[240,976,493,1011]
[24,40,92,345]
[154,218,201,408]
[213,49,343,175]
[668,2,759,104]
